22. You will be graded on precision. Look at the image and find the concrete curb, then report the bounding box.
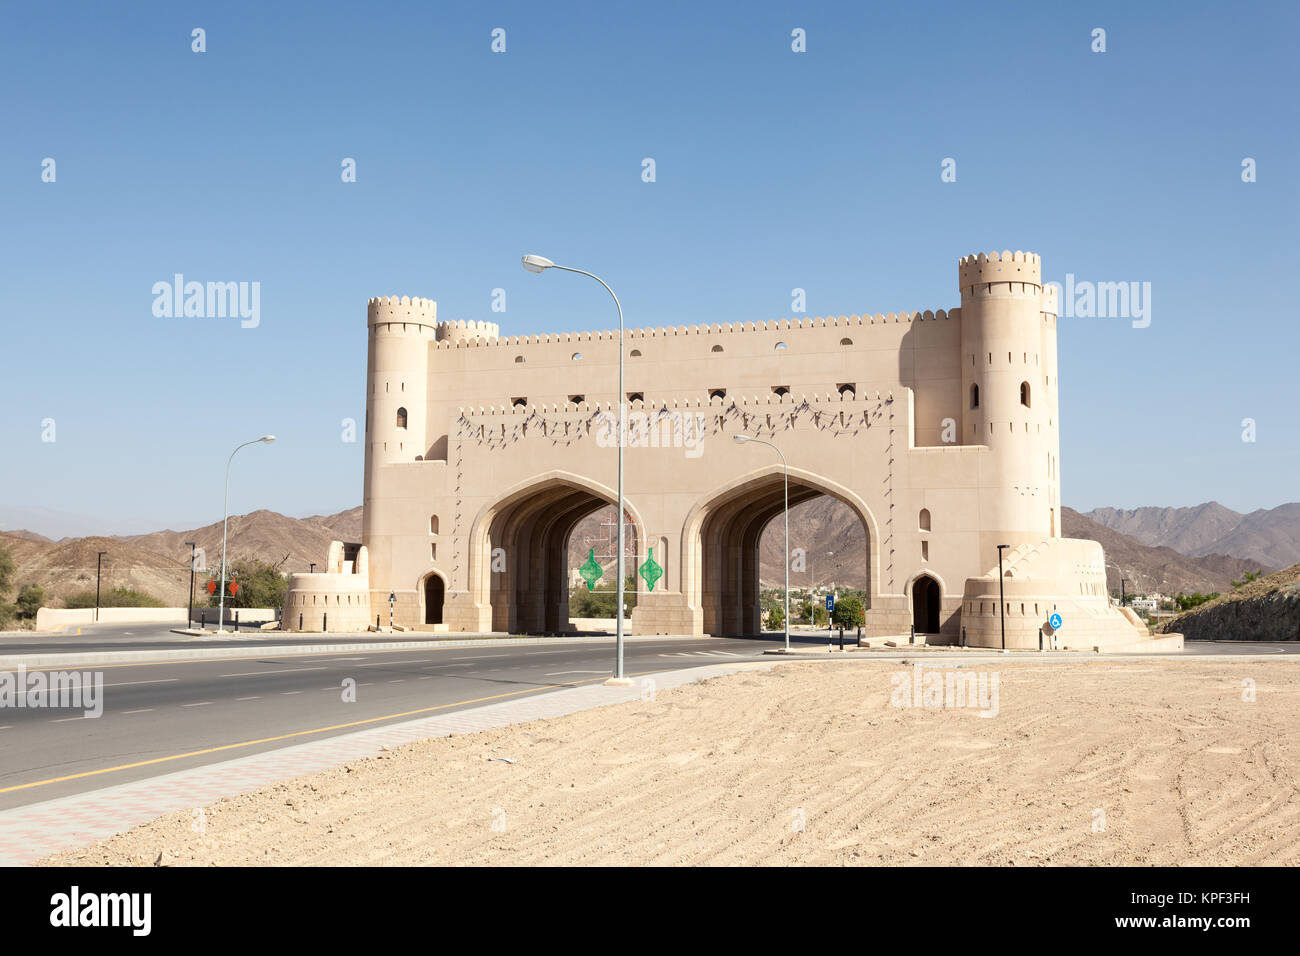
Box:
[0,633,715,670]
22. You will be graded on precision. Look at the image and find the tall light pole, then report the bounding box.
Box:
[184,541,197,629]
[218,436,275,634]
[522,255,630,682]
[997,544,1010,650]
[733,434,790,652]
[95,551,107,623]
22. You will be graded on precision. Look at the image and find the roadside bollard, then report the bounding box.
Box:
[910,624,915,645]
[299,613,303,631]
[961,625,967,647]
[323,612,328,631]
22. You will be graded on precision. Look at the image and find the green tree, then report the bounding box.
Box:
[66,586,166,609]
[223,559,289,608]
[764,599,785,630]
[0,542,14,595]
[0,543,14,627]
[832,594,865,628]
[1175,591,1218,611]
[15,584,46,619]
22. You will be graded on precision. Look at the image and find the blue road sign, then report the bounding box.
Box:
[1049,612,1063,630]
[825,594,836,612]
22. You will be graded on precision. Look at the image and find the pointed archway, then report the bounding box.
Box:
[683,466,878,637]
[911,574,940,633]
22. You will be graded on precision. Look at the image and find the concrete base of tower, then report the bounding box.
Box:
[958,538,1172,651]
[631,592,701,636]
[442,592,493,632]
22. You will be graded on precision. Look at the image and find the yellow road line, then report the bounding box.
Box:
[0,676,609,795]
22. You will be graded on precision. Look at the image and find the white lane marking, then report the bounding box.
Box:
[417,676,433,680]
[235,696,260,701]
[217,667,329,678]
[121,709,154,715]
[51,715,88,723]
[387,679,405,684]
[17,677,177,692]
[545,670,608,676]
[182,701,212,707]
[357,659,437,667]
[281,691,303,696]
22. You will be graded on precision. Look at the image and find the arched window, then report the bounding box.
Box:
[514,355,525,364]
[396,407,408,429]
[708,388,726,401]
[919,508,931,531]
[840,337,853,346]
[970,384,980,409]
[774,342,787,350]
[837,382,856,399]
[711,344,724,353]
[771,385,790,397]
[630,349,642,357]
[429,515,439,534]
[626,391,644,404]
[570,352,582,361]
[1020,381,1031,407]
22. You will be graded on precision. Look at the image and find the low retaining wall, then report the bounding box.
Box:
[35,606,278,632]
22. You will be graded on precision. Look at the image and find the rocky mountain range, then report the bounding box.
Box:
[1085,502,1300,571]
[0,498,1285,611]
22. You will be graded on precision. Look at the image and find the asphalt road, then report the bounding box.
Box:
[0,636,782,809]
[5,621,1297,656]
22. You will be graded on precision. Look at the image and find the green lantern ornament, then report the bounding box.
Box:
[579,548,603,591]
[639,547,663,592]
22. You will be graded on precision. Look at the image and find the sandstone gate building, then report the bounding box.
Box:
[285,250,1158,649]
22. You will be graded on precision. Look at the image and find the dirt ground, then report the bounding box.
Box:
[42,659,1300,866]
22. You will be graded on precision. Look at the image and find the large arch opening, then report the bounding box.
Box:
[470,475,643,635]
[687,471,874,637]
[911,574,940,634]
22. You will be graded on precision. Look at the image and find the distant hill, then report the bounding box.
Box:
[0,532,191,607]
[1061,508,1265,596]
[0,499,1282,612]
[0,507,363,610]
[1157,563,1300,641]
[120,509,352,577]
[1085,502,1300,570]
[569,500,1263,596]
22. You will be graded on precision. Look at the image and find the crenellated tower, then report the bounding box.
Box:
[958,251,1061,548]
[364,296,437,493]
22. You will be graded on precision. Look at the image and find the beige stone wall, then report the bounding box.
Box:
[354,253,1158,647]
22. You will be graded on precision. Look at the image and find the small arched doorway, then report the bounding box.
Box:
[424,574,444,625]
[912,575,940,634]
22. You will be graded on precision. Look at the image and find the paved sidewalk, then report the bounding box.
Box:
[0,660,774,865]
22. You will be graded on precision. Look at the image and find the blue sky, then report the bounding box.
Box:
[1,0,1296,535]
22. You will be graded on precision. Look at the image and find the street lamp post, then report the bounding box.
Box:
[95,551,107,623]
[997,544,1010,650]
[1121,578,1129,608]
[217,436,275,634]
[733,435,790,652]
[185,541,197,629]
[522,255,630,682]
